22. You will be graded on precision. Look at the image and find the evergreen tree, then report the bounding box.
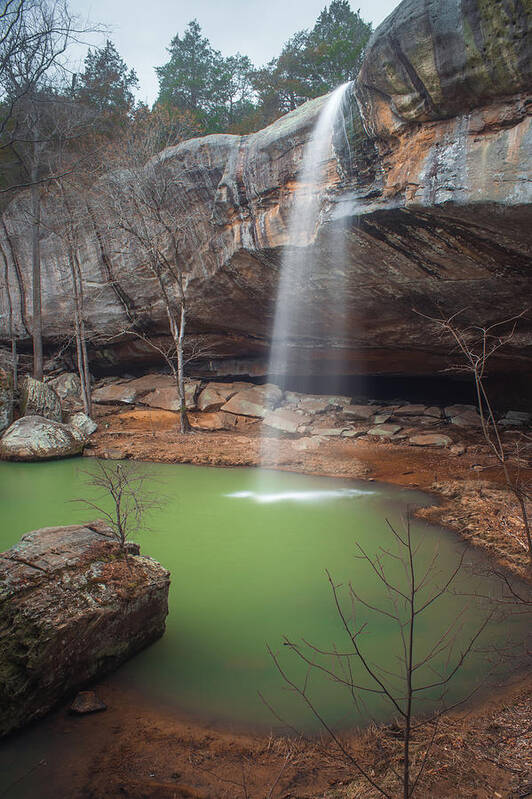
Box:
[75,40,138,127]
[156,20,215,116]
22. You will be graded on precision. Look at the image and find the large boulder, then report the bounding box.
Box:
[0,366,13,434]
[0,415,84,460]
[0,521,170,736]
[20,377,62,422]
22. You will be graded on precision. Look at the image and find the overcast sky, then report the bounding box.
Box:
[69,0,400,105]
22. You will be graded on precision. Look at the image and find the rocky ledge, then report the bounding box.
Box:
[0,521,170,737]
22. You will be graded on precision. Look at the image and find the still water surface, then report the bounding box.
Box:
[0,458,525,736]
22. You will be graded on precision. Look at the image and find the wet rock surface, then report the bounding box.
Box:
[0,366,13,434]
[0,521,170,737]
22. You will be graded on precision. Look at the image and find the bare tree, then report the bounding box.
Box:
[101,131,202,434]
[76,460,156,566]
[0,0,102,380]
[265,517,494,799]
[417,310,532,563]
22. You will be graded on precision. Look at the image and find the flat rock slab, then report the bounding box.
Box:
[197,382,248,411]
[263,408,312,433]
[368,424,402,438]
[0,521,170,737]
[396,404,427,416]
[0,416,84,461]
[450,410,482,428]
[140,382,199,412]
[191,411,238,431]
[409,434,452,447]
[342,404,377,420]
[221,384,283,418]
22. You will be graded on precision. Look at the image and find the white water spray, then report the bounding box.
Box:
[260,82,352,469]
[267,82,351,381]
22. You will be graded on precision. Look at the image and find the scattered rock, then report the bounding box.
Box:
[424,406,442,419]
[500,410,531,426]
[450,443,466,456]
[48,372,82,404]
[92,381,139,405]
[69,691,107,715]
[444,404,477,418]
[309,427,348,437]
[0,521,170,736]
[263,408,312,433]
[0,366,13,434]
[68,412,98,440]
[373,413,391,424]
[20,376,62,422]
[221,384,282,418]
[342,404,376,420]
[191,411,238,431]
[368,424,402,438]
[342,429,365,438]
[196,382,248,411]
[397,404,427,416]
[450,409,482,428]
[0,416,84,461]
[292,436,323,451]
[140,381,199,412]
[409,434,452,448]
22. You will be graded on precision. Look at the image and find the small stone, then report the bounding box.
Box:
[409,434,452,448]
[308,427,347,437]
[424,406,442,418]
[342,429,365,438]
[368,424,402,438]
[450,443,466,456]
[68,412,98,440]
[69,691,107,715]
[373,414,391,424]
[504,410,531,423]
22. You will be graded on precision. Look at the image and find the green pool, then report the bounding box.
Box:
[0,458,526,735]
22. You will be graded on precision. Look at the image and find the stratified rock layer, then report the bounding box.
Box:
[0,521,170,737]
[0,0,530,380]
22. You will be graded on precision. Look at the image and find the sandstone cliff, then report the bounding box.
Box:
[0,0,530,379]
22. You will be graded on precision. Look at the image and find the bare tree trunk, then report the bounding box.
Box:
[30,174,43,381]
[176,302,190,434]
[1,239,17,390]
[70,250,92,416]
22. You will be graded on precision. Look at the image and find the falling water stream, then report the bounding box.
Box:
[261,82,352,466]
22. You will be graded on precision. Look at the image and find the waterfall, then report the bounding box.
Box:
[261,81,352,468]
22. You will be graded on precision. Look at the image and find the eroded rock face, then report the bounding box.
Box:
[0,415,84,460]
[0,0,530,381]
[0,521,170,736]
[0,367,13,434]
[20,377,62,422]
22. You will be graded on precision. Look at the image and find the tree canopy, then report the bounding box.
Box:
[156,1,372,135]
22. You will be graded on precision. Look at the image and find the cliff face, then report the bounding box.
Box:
[0,0,530,379]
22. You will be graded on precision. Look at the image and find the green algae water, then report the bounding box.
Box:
[0,458,527,739]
